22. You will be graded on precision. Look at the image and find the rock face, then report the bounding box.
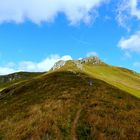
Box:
[73,56,102,70]
[0,72,41,85]
[80,56,101,64]
[0,73,23,84]
[51,60,66,71]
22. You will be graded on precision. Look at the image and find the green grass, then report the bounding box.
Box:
[83,64,140,98]
[0,71,140,140]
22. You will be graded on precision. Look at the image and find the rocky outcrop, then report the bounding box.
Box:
[51,60,66,71]
[0,72,41,85]
[0,73,23,84]
[51,56,103,71]
[80,56,102,64]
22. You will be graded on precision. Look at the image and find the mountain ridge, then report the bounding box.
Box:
[0,56,140,98]
[49,56,140,98]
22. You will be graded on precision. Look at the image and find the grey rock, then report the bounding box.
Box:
[74,61,83,70]
[80,56,101,64]
[52,60,66,71]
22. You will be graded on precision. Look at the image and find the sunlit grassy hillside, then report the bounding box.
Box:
[51,59,140,98]
[83,64,140,98]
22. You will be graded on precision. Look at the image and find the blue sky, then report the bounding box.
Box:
[0,0,140,75]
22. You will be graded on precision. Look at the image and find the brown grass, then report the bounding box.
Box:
[0,71,140,140]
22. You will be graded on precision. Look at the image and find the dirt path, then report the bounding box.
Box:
[71,107,83,140]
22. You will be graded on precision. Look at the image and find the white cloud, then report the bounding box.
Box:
[116,1,130,30]
[0,0,108,24]
[117,0,140,29]
[118,31,140,53]
[0,55,72,75]
[86,52,98,57]
[129,0,140,19]
[0,67,16,75]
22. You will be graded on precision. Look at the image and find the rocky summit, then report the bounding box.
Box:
[51,56,103,71]
[79,56,102,64]
[51,60,66,70]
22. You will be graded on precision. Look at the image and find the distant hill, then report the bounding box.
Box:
[0,72,44,92]
[0,56,140,140]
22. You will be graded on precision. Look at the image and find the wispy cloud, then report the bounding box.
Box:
[133,62,140,67]
[0,55,72,75]
[116,0,140,30]
[123,52,132,59]
[86,52,98,57]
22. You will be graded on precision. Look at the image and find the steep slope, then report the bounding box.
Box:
[51,56,140,98]
[0,71,140,140]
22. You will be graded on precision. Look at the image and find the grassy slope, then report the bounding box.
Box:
[83,64,140,98]
[0,72,44,92]
[0,71,140,140]
[52,60,140,98]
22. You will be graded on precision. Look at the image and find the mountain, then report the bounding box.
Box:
[51,56,140,98]
[0,56,140,140]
